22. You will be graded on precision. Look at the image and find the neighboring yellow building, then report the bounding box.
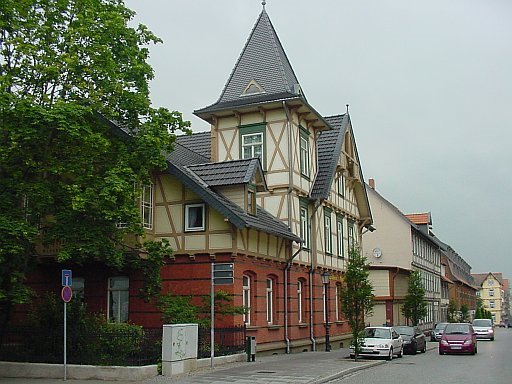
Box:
[472,272,504,324]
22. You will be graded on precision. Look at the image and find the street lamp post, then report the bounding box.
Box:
[322,271,331,352]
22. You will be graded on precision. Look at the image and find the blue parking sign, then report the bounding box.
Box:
[62,269,72,287]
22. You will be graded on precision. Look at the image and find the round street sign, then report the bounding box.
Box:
[61,286,72,303]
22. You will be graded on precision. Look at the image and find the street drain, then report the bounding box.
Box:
[257,371,277,374]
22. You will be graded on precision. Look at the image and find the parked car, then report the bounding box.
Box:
[349,326,404,361]
[431,322,449,342]
[394,325,427,355]
[472,318,495,340]
[439,323,477,355]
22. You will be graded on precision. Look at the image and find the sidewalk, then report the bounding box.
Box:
[149,348,385,384]
[0,348,386,384]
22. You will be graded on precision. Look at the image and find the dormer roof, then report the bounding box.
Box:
[194,8,303,117]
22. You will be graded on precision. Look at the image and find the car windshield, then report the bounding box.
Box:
[435,323,448,330]
[394,326,414,336]
[473,319,492,327]
[444,324,470,335]
[364,328,391,339]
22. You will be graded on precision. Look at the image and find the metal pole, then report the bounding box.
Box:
[64,301,67,380]
[210,262,215,368]
[325,282,331,352]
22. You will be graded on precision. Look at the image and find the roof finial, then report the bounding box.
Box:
[262,0,266,9]
[346,104,349,114]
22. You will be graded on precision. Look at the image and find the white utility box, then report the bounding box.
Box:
[161,324,198,376]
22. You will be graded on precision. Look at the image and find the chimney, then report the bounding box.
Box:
[368,178,375,190]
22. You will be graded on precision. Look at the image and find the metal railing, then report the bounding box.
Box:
[197,325,246,359]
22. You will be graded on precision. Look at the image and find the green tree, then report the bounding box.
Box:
[158,291,245,327]
[459,304,469,322]
[342,247,374,360]
[0,0,190,333]
[401,270,428,325]
[448,300,458,322]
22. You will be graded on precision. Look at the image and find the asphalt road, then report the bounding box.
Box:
[330,327,512,384]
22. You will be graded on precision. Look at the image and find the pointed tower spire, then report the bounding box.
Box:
[195,6,304,117]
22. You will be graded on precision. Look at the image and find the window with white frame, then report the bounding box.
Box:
[108,276,129,323]
[489,289,494,297]
[488,278,494,286]
[300,204,309,249]
[141,183,153,229]
[185,203,205,231]
[242,133,263,159]
[299,131,310,177]
[243,275,251,325]
[490,300,495,308]
[348,221,355,252]
[266,278,274,324]
[324,209,332,254]
[336,216,344,258]
[297,280,304,323]
[335,283,341,321]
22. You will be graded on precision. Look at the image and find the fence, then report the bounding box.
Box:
[1,324,246,365]
[0,325,162,366]
[198,325,246,359]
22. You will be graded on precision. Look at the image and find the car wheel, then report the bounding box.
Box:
[491,337,494,341]
[439,349,443,355]
[411,342,417,355]
[397,347,403,358]
[387,347,393,361]
[421,342,427,353]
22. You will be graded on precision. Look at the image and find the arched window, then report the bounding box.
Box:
[297,280,304,323]
[266,278,274,324]
[243,275,251,325]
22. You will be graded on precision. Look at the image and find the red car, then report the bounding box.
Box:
[439,323,477,355]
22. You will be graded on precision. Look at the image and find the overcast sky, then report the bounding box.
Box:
[124,0,512,281]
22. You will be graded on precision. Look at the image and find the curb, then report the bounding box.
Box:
[307,360,385,384]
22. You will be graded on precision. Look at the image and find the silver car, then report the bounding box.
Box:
[472,318,494,340]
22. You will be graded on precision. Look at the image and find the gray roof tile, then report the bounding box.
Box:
[195,9,303,115]
[176,132,211,159]
[188,158,265,188]
[311,114,348,199]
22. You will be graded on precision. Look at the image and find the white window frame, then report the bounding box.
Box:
[337,174,344,196]
[490,300,495,308]
[185,203,206,232]
[489,289,494,297]
[266,278,274,324]
[335,284,341,321]
[299,135,310,177]
[241,133,263,160]
[324,213,332,254]
[243,275,251,325]
[336,218,344,258]
[297,280,303,323]
[107,276,129,323]
[141,183,153,229]
[300,206,309,249]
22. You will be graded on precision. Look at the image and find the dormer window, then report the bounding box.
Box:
[241,79,265,96]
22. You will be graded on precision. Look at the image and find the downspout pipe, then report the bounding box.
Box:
[284,245,302,354]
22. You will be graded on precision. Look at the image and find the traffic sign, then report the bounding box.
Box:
[213,263,234,285]
[62,269,72,287]
[61,286,72,303]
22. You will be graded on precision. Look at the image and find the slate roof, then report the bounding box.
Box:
[195,8,303,116]
[166,148,299,242]
[311,114,348,199]
[176,132,211,159]
[188,158,267,191]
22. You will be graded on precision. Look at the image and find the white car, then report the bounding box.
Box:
[350,326,404,360]
[472,318,495,340]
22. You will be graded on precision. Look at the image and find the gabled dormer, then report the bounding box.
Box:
[188,158,266,215]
